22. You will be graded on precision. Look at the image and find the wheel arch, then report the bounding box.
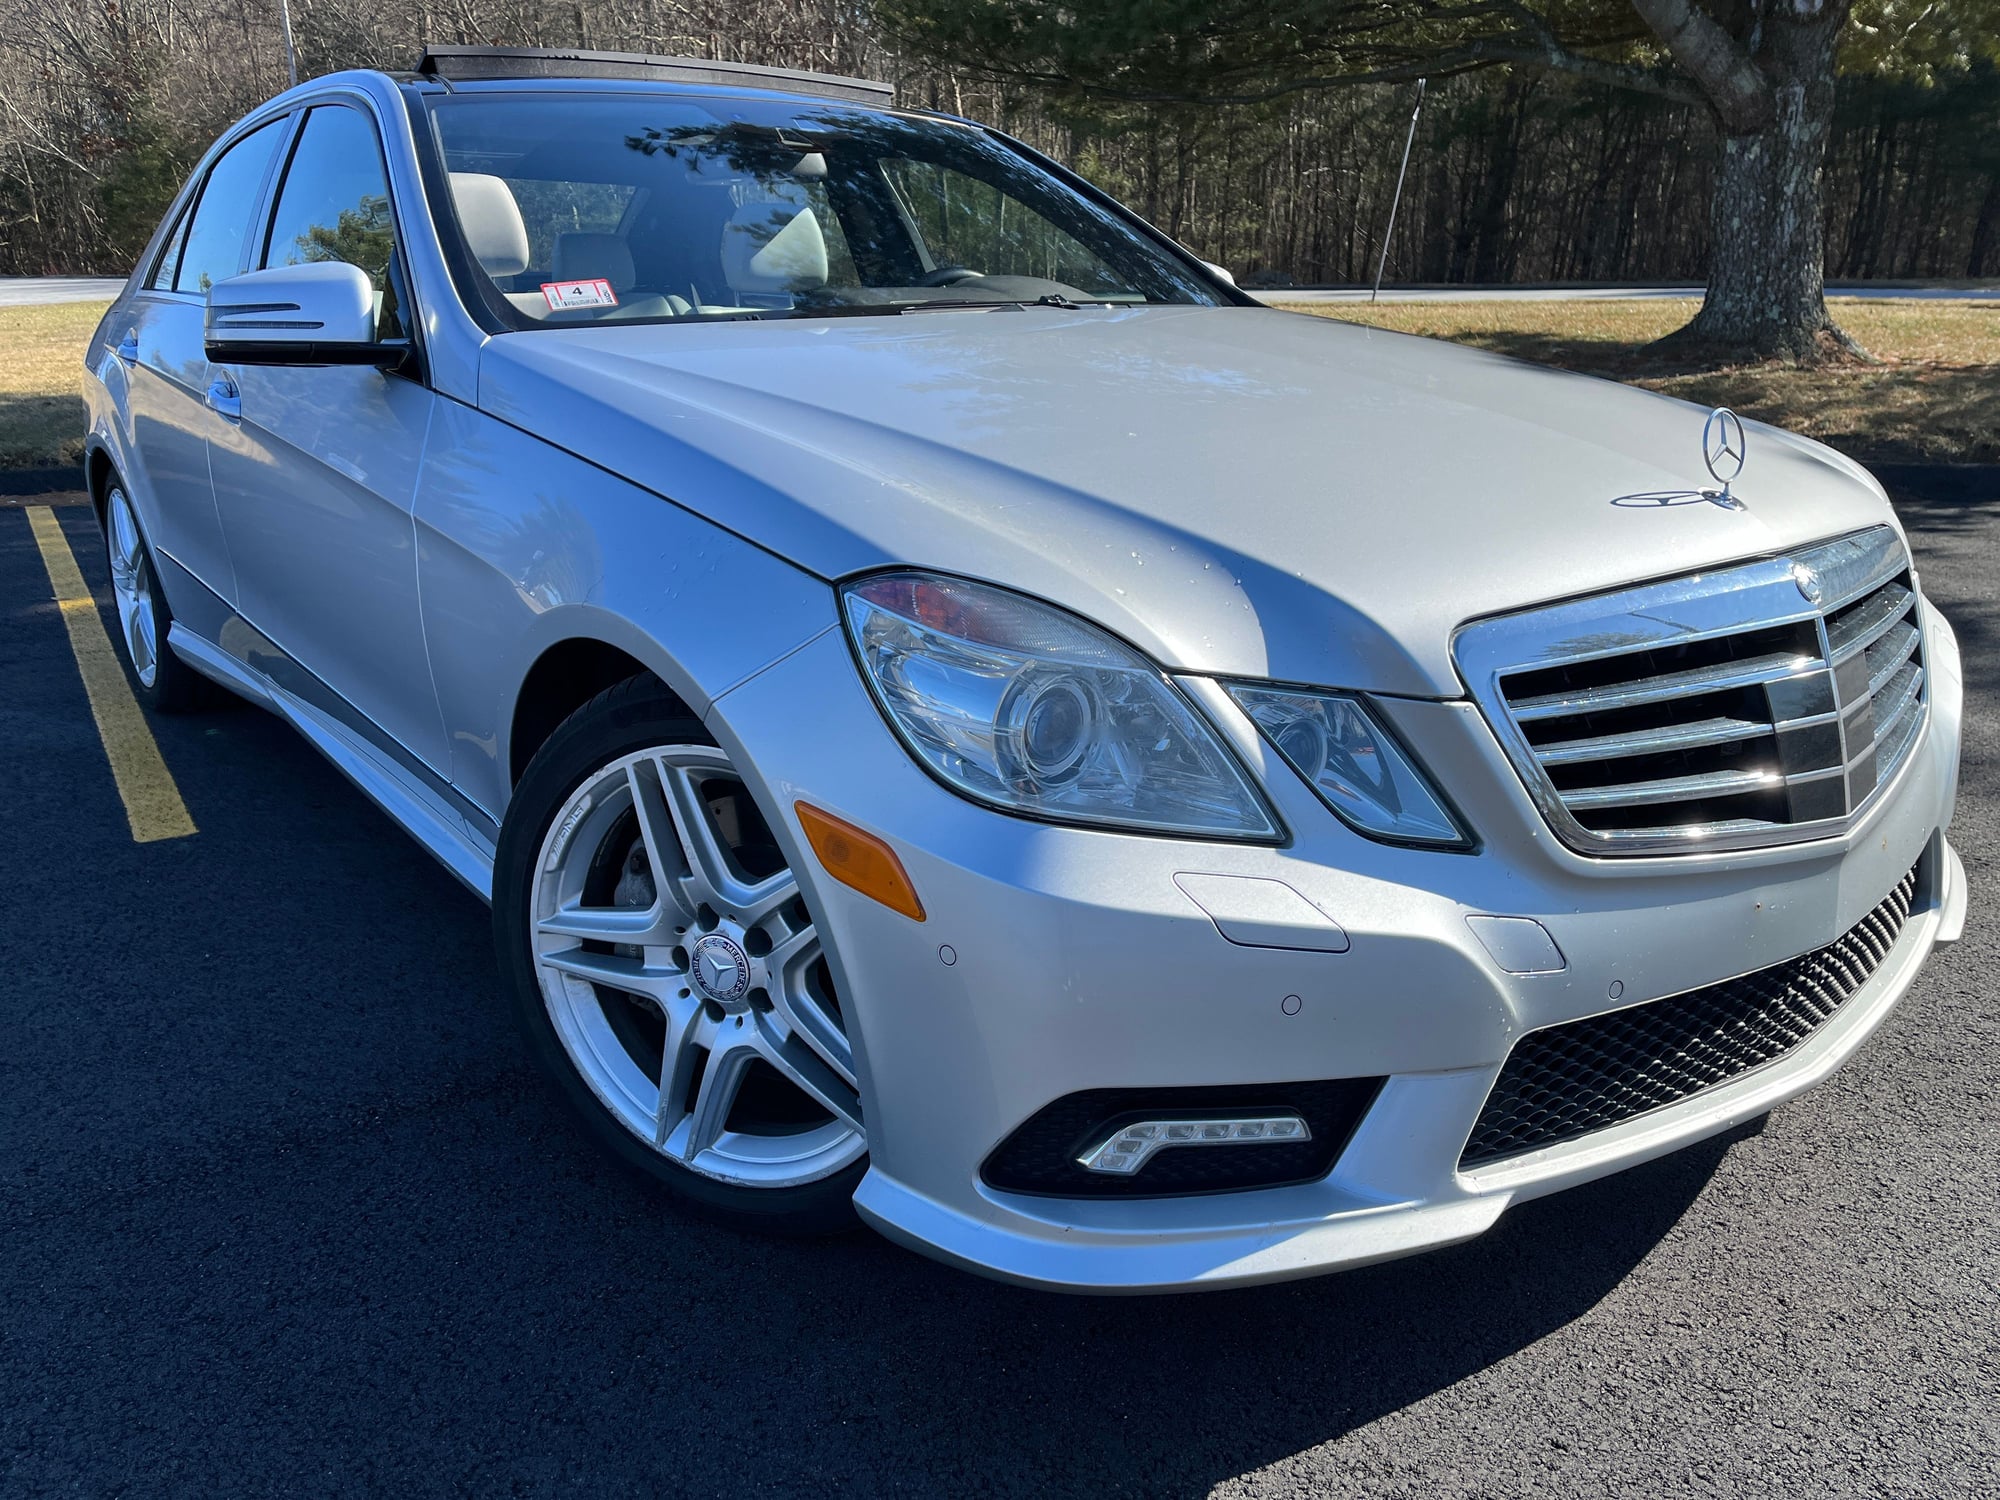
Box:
[84,442,119,527]
[505,630,699,793]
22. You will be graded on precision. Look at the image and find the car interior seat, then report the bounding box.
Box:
[719,203,830,304]
[551,232,688,319]
[448,172,544,315]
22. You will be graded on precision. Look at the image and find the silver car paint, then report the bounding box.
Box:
[79,68,1966,1291]
[114,294,242,601]
[211,361,450,774]
[476,307,1897,696]
[705,606,1962,1291]
[411,398,840,819]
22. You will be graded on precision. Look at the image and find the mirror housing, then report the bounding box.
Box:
[1202,260,1237,287]
[204,262,406,366]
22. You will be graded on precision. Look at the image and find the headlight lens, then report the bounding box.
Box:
[1227,684,1469,848]
[842,573,1277,838]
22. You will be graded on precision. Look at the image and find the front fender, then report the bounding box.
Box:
[412,399,836,822]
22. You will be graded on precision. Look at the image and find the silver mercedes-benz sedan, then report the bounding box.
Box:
[81,46,1966,1291]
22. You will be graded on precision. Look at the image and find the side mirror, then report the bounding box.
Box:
[205,262,405,367]
[1202,261,1237,287]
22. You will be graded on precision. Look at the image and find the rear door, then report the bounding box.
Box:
[117,117,288,602]
[206,100,448,774]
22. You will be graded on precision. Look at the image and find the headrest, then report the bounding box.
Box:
[552,232,637,293]
[449,172,530,278]
[721,203,829,293]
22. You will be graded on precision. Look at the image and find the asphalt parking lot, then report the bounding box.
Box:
[2,491,1995,1497]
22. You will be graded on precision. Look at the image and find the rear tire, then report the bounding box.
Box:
[493,675,865,1234]
[101,483,210,713]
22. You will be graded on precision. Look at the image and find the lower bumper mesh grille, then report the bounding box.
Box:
[1461,865,1920,1169]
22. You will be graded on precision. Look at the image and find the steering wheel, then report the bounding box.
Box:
[915,265,984,288]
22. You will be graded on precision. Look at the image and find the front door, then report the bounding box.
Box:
[205,101,449,775]
[122,116,289,603]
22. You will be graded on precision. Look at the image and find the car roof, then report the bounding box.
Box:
[405,46,895,106]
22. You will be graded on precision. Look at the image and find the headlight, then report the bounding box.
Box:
[842,572,1278,839]
[1227,684,1470,849]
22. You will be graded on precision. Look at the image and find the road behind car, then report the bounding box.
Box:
[1,494,1993,1497]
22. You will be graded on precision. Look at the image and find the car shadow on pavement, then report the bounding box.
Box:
[0,502,1768,1495]
[553,1114,1754,1496]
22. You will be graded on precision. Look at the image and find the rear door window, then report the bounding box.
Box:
[174,119,285,294]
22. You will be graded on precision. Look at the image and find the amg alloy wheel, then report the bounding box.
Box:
[495,679,865,1229]
[102,484,208,712]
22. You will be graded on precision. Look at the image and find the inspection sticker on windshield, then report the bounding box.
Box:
[541,278,619,311]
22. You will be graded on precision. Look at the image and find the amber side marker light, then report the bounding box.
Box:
[795,802,926,922]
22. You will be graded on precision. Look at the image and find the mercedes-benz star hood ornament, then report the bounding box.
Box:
[1610,406,1750,511]
[1702,406,1747,504]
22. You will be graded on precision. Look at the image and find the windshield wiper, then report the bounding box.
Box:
[670,296,1125,325]
[899,294,1115,314]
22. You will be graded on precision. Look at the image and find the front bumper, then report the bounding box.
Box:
[707,601,1965,1293]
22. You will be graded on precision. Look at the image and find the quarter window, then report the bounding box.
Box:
[145,205,192,291]
[174,119,285,294]
[262,104,405,339]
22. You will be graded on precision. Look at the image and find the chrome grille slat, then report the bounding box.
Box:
[1455,526,1929,856]
[1508,651,1818,721]
[1584,816,1791,845]
[1805,528,1910,611]
[1849,664,1924,765]
[1561,767,1780,811]
[1872,677,1926,773]
[1827,583,1915,664]
[1863,622,1921,694]
[1533,715,1774,766]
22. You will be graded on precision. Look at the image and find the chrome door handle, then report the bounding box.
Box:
[205,375,241,420]
[115,332,140,365]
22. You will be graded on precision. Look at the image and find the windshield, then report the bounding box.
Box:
[421,90,1227,327]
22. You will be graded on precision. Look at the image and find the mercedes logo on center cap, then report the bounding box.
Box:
[690,933,750,1004]
[1702,407,1747,501]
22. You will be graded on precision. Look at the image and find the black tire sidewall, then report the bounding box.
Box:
[492,676,865,1235]
[102,485,207,714]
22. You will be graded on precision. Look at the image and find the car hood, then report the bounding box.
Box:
[476,305,1897,696]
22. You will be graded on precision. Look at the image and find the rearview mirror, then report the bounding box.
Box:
[204,262,406,367]
[1202,261,1237,287]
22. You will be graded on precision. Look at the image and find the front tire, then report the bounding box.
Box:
[102,484,209,713]
[493,676,865,1233]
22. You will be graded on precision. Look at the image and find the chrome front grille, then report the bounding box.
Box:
[1455,527,1927,855]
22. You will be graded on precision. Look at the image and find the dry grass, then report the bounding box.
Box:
[3,296,1994,469]
[1277,297,2000,464]
[0,301,106,470]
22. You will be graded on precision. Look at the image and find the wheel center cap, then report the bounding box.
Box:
[689,933,751,1007]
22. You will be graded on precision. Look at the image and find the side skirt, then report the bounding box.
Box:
[168,621,498,903]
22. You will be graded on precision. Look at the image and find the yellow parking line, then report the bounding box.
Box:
[27,506,196,843]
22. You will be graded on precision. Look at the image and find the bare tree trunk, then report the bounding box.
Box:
[1647,0,1858,363]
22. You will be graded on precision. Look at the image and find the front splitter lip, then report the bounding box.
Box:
[852,862,1955,1295]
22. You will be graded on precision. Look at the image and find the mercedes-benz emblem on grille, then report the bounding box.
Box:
[1702,407,1747,501]
[690,933,750,1004]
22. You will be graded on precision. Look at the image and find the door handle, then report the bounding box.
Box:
[205,374,241,420]
[115,332,140,365]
